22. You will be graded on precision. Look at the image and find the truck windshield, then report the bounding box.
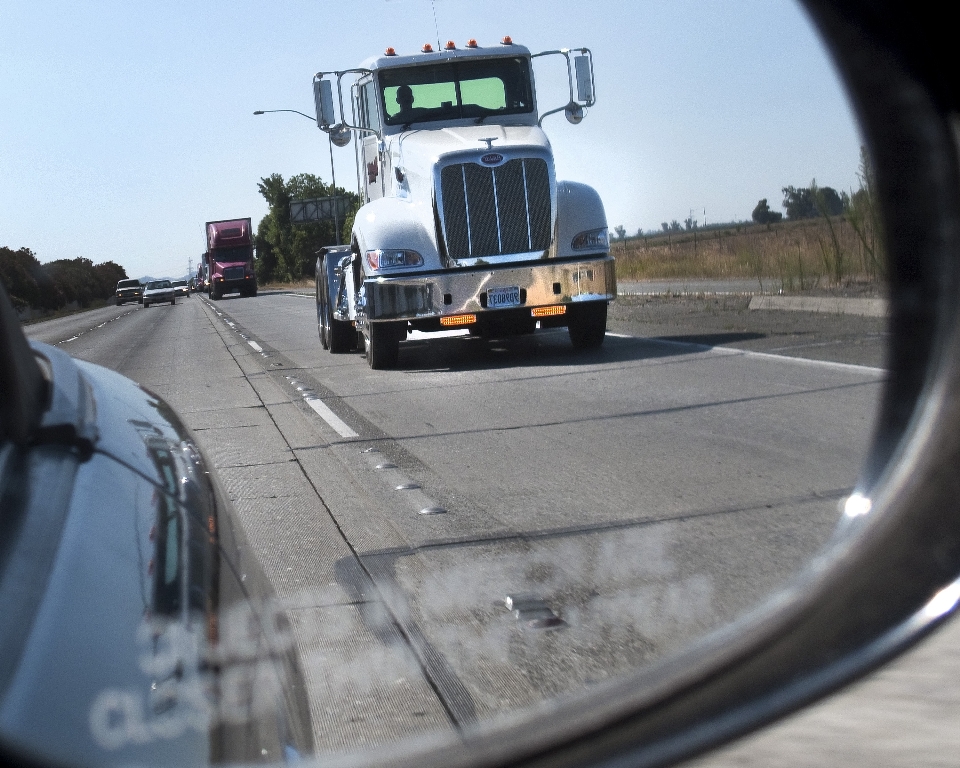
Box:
[380,57,533,126]
[211,246,252,263]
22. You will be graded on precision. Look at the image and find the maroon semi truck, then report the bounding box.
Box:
[204,218,258,299]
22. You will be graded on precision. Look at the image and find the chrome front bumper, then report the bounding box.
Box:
[361,255,616,322]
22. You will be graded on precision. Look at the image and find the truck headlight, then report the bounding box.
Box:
[365,249,424,270]
[571,228,609,251]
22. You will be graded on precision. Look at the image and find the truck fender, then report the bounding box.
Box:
[555,180,609,259]
[351,197,443,272]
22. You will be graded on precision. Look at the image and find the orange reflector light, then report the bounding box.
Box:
[501,35,514,45]
[466,38,479,48]
[531,305,567,318]
[440,314,477,327]
[384,47,397,56]
[422,43,434,53]
[445,40,456,50]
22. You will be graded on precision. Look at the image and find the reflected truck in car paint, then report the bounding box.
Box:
[0,284,312,766]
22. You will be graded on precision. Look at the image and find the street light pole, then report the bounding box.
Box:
[253,108,342,244]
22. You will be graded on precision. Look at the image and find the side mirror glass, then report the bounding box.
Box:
[314,78,336,129]
[574,53,594,104]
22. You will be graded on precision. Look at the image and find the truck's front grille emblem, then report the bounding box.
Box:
[440,158,551,259]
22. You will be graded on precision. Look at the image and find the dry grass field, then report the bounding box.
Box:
[613,216,884,294]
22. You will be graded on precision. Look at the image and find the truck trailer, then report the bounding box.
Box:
[204,218,257,300]
[312,37,615,369]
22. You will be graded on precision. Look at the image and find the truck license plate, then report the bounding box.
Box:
[488,286,521,308]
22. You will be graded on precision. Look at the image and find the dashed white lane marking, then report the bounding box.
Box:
[247,340,263,353]
[303,396,359,438]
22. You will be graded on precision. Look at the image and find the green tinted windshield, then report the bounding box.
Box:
[380,57,533,126]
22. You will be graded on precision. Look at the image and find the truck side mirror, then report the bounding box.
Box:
[564,103,585,124]
[574,53,594,105]
[314,79,336,129]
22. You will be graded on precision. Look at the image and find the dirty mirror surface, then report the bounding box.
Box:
[4,0,884,763]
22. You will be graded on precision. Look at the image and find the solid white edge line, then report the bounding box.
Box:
[247,340,263,353]
[713,344,886,375]
[609,333,885,375]
[304,396,359,438]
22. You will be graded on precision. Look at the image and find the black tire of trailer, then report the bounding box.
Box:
[211,285,221,300]
[170,297,175,306]
[567,301,608,349]
[323,267,355,353]
[366,322,404,369]
[316,269,331,350]
[328,306,354,354]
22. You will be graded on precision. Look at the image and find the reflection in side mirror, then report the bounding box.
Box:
[329,124,352,147]
[564,103,585,124]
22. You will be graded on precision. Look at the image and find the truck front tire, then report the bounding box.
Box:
[567,302,608,349]
[366,322,403,369]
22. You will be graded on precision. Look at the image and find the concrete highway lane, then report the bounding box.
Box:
[26,292,884,753]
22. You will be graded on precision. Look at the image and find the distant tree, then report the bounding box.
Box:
[44,257,102,308]
[782,184,845,219]
[661,222,670,233]
[2,248,127,314]
[782,186,817,219]
[816,185,846,216]
[256,172,360,283]
[94,261,127,296]
[614,225,626,240]
[684,216,697,231]
[0,246,59,311]
[254,217,279,285]
[636,227,644,237]
[669,220,682,233]
[752,198,783,224]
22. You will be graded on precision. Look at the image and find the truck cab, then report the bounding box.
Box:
[314,38,614,368]
[205,218,258,300]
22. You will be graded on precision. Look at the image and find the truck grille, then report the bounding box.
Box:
[440,158,551,259]
[223,266,245,281]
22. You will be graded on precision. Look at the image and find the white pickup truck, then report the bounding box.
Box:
[313,37,615,368]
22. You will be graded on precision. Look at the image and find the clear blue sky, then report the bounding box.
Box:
[1,0,861,280]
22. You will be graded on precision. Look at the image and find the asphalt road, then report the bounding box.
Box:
[26,293,893,760]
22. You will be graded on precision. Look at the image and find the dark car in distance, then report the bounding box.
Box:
[114,279,143,305]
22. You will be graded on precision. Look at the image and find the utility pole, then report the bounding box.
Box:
[691,208,698,256]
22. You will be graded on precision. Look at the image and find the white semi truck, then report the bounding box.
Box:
[313,37,615,369]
